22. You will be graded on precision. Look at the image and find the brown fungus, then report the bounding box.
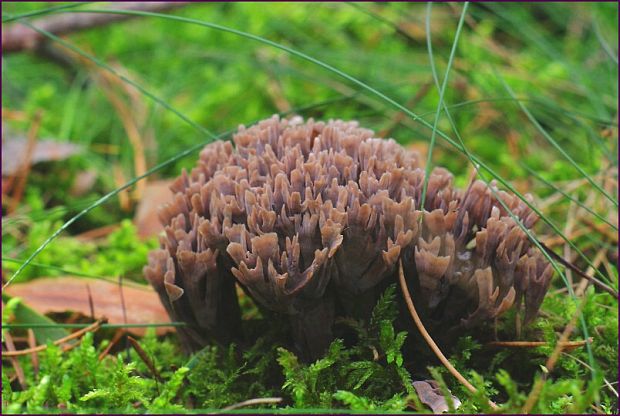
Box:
[144,115,552,361]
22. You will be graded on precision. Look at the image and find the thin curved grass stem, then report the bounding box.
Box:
[398,260,499,411]
[520,163,617,231]
[4,10,600,380]
[419,2,469,211]
[2,2,91,23]
[423,2,597,374]
[8,7,609,294]
[499,74,617,207]
[3,10,607,376]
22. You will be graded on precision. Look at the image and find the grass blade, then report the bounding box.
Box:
[7,6,613,296]
[3,20,364,286]
[499,73,618,207]
[519,164,618,231]
[2,3,92,23]
[422,2,598,375]
[420,2,469,210]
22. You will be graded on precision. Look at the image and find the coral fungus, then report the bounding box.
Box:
[144,116,552,360]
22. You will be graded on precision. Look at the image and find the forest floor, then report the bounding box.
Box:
[2,2,618,414]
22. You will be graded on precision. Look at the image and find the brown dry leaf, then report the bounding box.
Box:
[134,179,174,239]
[412,380,462,414]
[2,136,83,176]
[5,276,171,336]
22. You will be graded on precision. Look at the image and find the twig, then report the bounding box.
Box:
[98,329,126,361]
[487,338,592,352]
[2,319,105,357]
[220,397,283,411]
[127,336,162,383]
[27,329,40,377]
[3,331,27,389]
[86,283,95,321]
[3,2,190,53]
[398,260,499,410]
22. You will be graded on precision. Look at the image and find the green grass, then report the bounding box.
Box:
[2,2,617,414]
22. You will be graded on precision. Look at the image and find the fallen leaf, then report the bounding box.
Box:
[2,136,83,176]
[412,380,462,414]
[134,179,174,239]
[5,276,171,336]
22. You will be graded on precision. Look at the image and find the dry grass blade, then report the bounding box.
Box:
[127,335,162,382]
[27,329,40,377]
[581,216,618,243]
[86,283,95,320]
[543,228,588,248]
[94,62,148,201]
[2,318,105,358]
[98,329,126,361]
[538,241,617,297]
[3,331,27,389]
[398,260,499,410]
[7,111,42,214]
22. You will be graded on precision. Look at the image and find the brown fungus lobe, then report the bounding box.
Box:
[144,115,552,361]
